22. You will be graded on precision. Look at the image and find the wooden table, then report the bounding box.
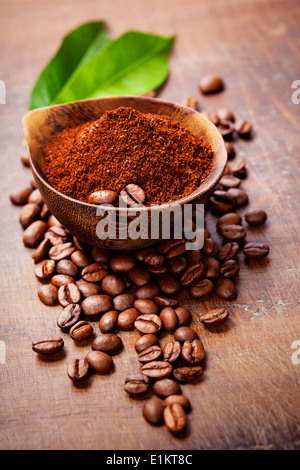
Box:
[1,0,300,450]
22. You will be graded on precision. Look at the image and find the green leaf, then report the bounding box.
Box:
[29,21,110,110]
[51,31,175,104]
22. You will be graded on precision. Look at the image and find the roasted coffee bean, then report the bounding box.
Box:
[72,236,86,251]
[203,257,220,279]
[235,119,252,138]
[219,224,246,241]
[57,303,81,330]
[143,252,165,268]
[243,242,269,259]
[10,187,32,206]
[157,274,181,296]
[183,95,198,110]
[160,307,178,332]
[67,358,90,382]
[128,267,151,287]
[82,262,109,283]
[202,238,219,256]
[88,190,118,205]
[210,196,235,214]
[164,404,186,433]
[164,395,190,411]
[181,339,205,365]
[185,250,203,263]
[51,274,74,288]
[92,333,122,355]
[48,215,64,227]
[28,189,44,206]
[153,296,179,308]
[34,259,55,281]
[220,259,240,278]
[136,284,161,300]
[199,75,224,94]
[32,336,64,355]
[189,279,214,299]
[218,241,240,261]
[44,226,68,246]
[38,284,58,306]
[124,374,150,394]
[174,326,198,343]
[134,299,159,315]
[163,341,181,363]
[31,238,52,263]
[138,345,163,364]
[56,259,79,278]
[179,261,205,287]
[202,110,220,126]
[230,158,247,178]
[157,238,186,259]
[113,293,135,311]
[91,246,111,263]
[174,307,191,326]
[218,120,235,139]
[173,366,202,382]
[49,242,75,261]
[199,308,229,326]
[134,314,162,334]
[20,154,30,167]
[142,396,164,425]
[99,310,119,333]
[217,108,235,122]
[134,246,156,263]
[153,378,181,398]
[245,210,267,226]
[117,308,139,330]
[220,175,241,189]
[141,361,173,380]
[58,283,81,307]
[71,250,92,268]
[216,212,242,231]
[101,274,125,296]
[110,255,136,273]
[23,220,48,248]
[40,203,51,220]
[76,279,101,298]
[19,203,41,228]
[120,184,146,206]
[227,188,249,206]
[135,334,159,354]
[86,350,113,374]
[213,189,237,205]
[81,295,113,316]
[69,320,93,341]
[215,279,237,300]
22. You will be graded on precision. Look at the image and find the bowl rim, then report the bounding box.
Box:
[23,94,227,212]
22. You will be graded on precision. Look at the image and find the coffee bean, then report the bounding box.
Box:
[220,259,240,278]
[10,187,32,205]
[185,250,203,263]
[210,196,235,214]
[44,226,68,246]
[152,378,181,398]
[202,238,219,256]
[134,314,162,334]
[134,299,159,315]
[219,224,246,241]
[51,274,74,288]
[32,336,64,355]
[160,307,178,332]
[217,109,235,122]
[67,358,90,382]
[157,238,186,259]
[143,252,165,269]
[173,366,202,382]
[174,307,191,326]
[72,236,87,251]
[141,361,173,380]
[199,75,224,94]
[163,404,186,433]
[179,261,205,286]
[99,310,118,333]
[81,295,113,316]
[235,120,252,138]
[213,189,237,206]
[92,333,122,355]
[243,242,269,259]
[153,296,179,308]
[34,259,56,281]
[202,110,220,126]
[181,339,205,365]
[227,188,249,206]
[19,203,41,228]
[49,242,76,261]
[82,262,109,283]
[245,210,267,226]
[76,279,101,298]
[117,307,139,330]
[38,284,58,306]
[189,279,214,299]
[113,293,135,311]
[88,190,118,205]
[28,189,44,206]
[56,259,79,278]
[134,246,156,263]
[31,238,52,263]
[157,274,181,296]
[58,283,81,307]
[20,154,30,167]
[203,257,220,279]
[174,326,198,342]
[40,203,51,220]
[163,341,181,363]
[71,250,93,267]
[86,350,113,374]
[164,395,190,412]
[110,255,136,273]
[215,279,237,300]
[136,284,161,300]
[220,175,241,189]
[101,274,125,296]
[183,96,198,110]
[216,213,242,231]
[218,241,239,261]
[91,246,111,263]
[23,220,48,247]
[218,120,235,139]
[120,184,146,206]
[128,267,151,287]
[135,334,159,354]
[69,320,93,341]
[199,308,229,326]
[57,303,81,330]
[138,345,163,364]
[230,158,247,178]
[124,374,150,394]
[142,396,164,425]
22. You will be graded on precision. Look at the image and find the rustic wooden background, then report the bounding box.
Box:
[1,0,300,450]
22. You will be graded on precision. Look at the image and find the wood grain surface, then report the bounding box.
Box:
[1,0,300,450]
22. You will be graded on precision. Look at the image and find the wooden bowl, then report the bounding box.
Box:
[22,96,227,250]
